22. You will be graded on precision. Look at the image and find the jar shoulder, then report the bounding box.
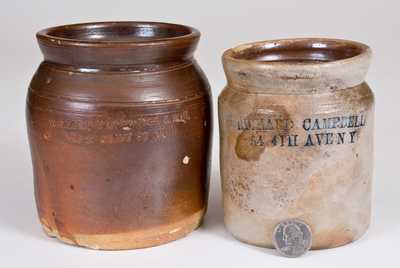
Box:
[28,61,211,104]
[219,82,374,115]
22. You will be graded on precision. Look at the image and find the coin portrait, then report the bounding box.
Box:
[273,219,312,257]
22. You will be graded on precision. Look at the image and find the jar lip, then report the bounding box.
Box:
[223,38,371,68]
[36,21,200,66]
[36,21,200,47]
[222,38,372,94]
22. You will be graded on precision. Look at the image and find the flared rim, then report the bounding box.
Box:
[223,38,371,68]
[36,21,200,47]
[222,38,372,93]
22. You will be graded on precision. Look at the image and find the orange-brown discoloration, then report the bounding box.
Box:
[41,210,204,250]
[235,131,267,161]
[234,106,292,161]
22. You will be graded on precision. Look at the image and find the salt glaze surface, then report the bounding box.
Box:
[27,22,212,250]
[219,38,374,249]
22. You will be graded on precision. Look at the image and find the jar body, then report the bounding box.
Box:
[27,60,211,249]
[219,82,373,249]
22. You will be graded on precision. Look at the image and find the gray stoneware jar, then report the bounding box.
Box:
[218,38,374,249]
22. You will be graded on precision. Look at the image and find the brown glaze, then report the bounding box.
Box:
[26,21,212,250]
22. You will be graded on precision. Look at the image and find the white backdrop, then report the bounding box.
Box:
[0,1,399,267]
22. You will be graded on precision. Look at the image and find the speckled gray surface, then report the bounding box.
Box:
[219,38,374,249]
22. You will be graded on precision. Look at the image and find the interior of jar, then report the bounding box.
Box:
[43,22,193,42]
[231,40,365,63]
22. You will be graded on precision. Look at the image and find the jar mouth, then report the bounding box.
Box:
[37,21,199,46]
[36,21,200,66]
[222,38,372,94]
[224,38,370,65]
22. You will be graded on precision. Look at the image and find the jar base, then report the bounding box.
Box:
[40,209,204,250]
[226,224,369,250]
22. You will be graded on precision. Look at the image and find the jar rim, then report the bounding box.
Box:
[222,38,372,93]
[36,21,200,66]
[223,38,371,67]
[37,21,200,47]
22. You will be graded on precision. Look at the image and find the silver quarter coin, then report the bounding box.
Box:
[273,219,312,258]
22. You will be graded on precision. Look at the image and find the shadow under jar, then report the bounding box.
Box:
[219,38,374,249]
[26,22,212,250]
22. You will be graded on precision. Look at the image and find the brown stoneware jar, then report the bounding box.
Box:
[219,38,373,249]
[26,22,212,250]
